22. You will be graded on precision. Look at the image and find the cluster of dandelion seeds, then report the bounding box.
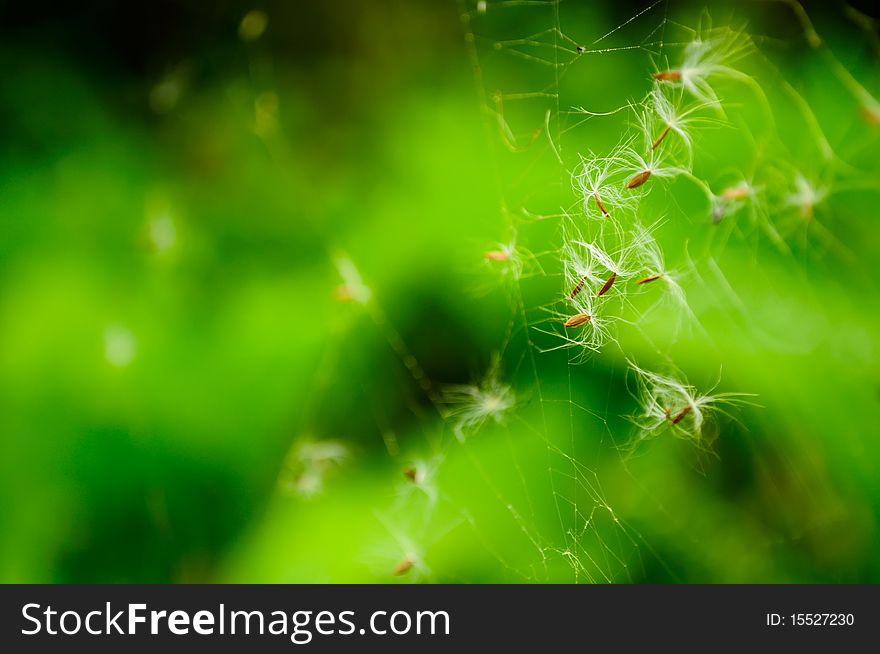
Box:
[269,0,878,583]
[441,356,516,442]
[354,0,879,582]
[626,361,750,450]
[444,1,776,582]
[448,0,879,581]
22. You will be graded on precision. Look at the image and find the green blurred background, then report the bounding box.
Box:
[1,0,879,583]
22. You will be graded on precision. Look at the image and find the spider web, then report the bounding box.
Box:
[392,0,880,583]
[446,0,681,584]
[273,0,880,583]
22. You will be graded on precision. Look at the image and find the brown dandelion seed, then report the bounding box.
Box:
[593,192,610,217]
[626,170,651,189]
[653,70,681,81]
[651,125,671,150]
[576,45,585,54]
[484,250,509,261]
[596,272,617,298]
[564,313,592,328]
[801,203,814,220]
[528,126,542,145]
[569,275,588,299]
[334,285,354,301]
[721,186,750,201]
[861,105,880,126]
[671,404,692,425]
[394,559,414,576]
[636,274,662,285]
[403,466,417,482]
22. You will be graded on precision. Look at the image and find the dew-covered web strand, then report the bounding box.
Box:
[236,48,478,576]
[354,0,876,583]
[460,0,681,582]
[225,0,880,583]
[460,0,560,581]
[440,0,871,581]
[468,1,578,581]
[241,31,529,577]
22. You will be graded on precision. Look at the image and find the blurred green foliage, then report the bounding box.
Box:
[1,0,879,583]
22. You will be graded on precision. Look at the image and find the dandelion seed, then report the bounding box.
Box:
[566,233,640,296]
[785,174,828,220]
[564,313,592,328]
[861,105,880,126]
[629,223,691,324]
[710,180,763,226]
[626,170,651,188]
[555,226,629,353]
[627,360,750,445]
[671,404,692,425]
[593,192,610,217]
[596,271,617,297]
[576,45,585,53]
[573,152,637,218]
[484,250,509,261]
[569,275,587,299]
[550,289,615,354]
[394,558,414,576]
[653,27,755,105]
[481,239,533,282]
[443,358,515,441]
[640,88,714,164]
[395,457,441,508]
[620,137,686,193]
[334,256,371,305]
[712,182,753,223]
[651,125,671,150]
[279,439,348,498]
[721,184,751,201]
[653,70,682,81]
